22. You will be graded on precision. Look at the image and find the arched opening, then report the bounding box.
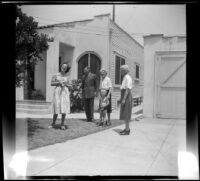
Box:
[78,52,101,88]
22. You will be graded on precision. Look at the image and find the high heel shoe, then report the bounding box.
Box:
[119,129,126,134]
[120,129,130,135]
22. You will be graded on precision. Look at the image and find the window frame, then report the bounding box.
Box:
[114,52,126,86]
[59,56,61,72]
[134,62,140,81]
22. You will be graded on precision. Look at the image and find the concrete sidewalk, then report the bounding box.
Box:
[22,117,185,176]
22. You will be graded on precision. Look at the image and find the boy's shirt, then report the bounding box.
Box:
[99,97,109,110]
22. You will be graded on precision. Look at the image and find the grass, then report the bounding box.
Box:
[16,118,127,150]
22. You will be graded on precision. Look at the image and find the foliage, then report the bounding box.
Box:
[29,89,45,100]
[15,6,51,87]
[69,79,84,113]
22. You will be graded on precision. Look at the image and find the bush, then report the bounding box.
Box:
[29,89,45,100]
[69,79,84,113]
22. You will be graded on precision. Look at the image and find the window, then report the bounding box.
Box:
[115,55,125,85]
[59,56,61,72]
[135,64,140,80]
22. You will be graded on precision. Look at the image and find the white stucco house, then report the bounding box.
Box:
[16,14,144,111]
[143,34,186,119]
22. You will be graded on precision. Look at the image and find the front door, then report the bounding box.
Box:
[78,52,101,88]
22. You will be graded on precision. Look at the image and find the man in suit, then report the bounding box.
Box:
[81,67,98,122]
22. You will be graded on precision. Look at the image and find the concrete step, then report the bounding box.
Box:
[16,100,52,105]
[16,104,51,109]
[16,108,51,115]
[16,100,52,114]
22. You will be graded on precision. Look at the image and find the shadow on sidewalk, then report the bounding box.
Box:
[113,128,124,135]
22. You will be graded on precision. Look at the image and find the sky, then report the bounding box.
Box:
[21,4,186,45]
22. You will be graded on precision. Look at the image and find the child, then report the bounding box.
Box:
[97,89,109,127]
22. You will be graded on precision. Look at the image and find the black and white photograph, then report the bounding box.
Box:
[2,2,199,180]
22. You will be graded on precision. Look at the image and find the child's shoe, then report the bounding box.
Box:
[96,121,103,126]
[102,122,107,127]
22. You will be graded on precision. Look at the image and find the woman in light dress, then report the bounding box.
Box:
[49,63,71,130]
[119,65,133,135]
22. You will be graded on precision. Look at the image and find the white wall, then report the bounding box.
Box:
[143,35,186,118]
[109,20,144,109]
[37,15,113,102]
[71,16,110,80]
[46,40,60,102]
[16,85,24,100]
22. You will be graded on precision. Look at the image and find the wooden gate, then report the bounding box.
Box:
[154,51,186,119]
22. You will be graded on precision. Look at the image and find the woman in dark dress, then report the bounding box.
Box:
[119,65,133,135]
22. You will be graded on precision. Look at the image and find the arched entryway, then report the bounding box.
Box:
[78,52,101,88]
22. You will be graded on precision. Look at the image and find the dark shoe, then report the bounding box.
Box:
[61,125,68,130]
[91,119,95,122]
[120,129,130,135]
[99,122,103,126]
[48,124,55,129]
[119,129,126,133]
[106,121,111,126]
[97,122,103,126]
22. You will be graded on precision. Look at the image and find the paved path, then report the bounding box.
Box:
[15,115,186,176]
[14,104,186,176]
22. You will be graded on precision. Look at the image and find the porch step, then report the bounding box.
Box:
[16,100,52,105]
[16,104,50,109]
[16,100,52,114]
[16,108,51,115]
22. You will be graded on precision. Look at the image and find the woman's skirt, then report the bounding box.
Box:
[106,90,112,113]
[52,86,70,114]
[120,89,132,120]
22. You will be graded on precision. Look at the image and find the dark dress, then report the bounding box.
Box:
[106,90,112,113]
[120,89,133,121]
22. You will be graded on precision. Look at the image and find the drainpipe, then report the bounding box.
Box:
[113,4,115,22]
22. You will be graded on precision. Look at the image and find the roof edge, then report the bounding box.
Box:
[94,13,111,17]
[110,19,143,48]
[38,18,93,29]
[143,34,186,38]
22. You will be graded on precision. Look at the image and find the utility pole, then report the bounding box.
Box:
[113,4,115,22]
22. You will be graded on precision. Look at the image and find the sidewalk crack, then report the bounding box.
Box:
[145,119,177,175]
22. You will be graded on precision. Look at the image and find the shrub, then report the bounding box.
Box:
[69,79,84,113]
[29,89,45,100]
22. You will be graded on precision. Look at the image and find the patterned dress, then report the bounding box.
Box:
[52,73,70,114]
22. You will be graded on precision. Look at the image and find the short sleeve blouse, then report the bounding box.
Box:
[120,74,133,90]
[101,76,112,90]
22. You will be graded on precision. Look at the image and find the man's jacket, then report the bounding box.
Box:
[81,72,98,98]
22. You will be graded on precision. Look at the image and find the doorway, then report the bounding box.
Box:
[78,52,101,88]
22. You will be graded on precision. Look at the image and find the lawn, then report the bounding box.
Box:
[16,118,126,150]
